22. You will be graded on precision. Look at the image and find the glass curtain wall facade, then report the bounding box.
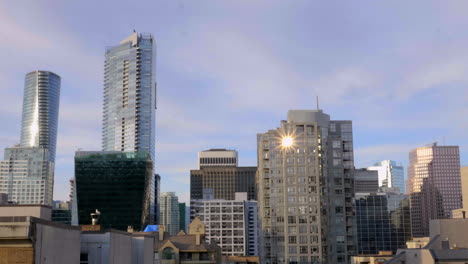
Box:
[20,71,61,162]
[75,151,154,231]
[257,110,356,264]
[406,144,462,237]
[368,160,405,193]
[355,191,411,255]
[102,32,156,161]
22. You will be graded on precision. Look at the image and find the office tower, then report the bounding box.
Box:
[368,160,405,193]
[160,192,180,235]
[354,169,379,193]
[75,151,154,231]
[257,110,356,264]
[406,143,462,237]
[190,149,257,201]
[155,174,161,224]
[190,192,259,256]
[179,202,186,232]
[0,71,60,206]
[355,188,411,255]
[102,32,156,161]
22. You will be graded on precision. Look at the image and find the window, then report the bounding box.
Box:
[330,123,336,132]
[80,253,88,264]
[332,141,341,148]
[289,236,297,244]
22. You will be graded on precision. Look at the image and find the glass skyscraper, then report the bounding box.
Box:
[355,189,411,255]
[20,71,61,162]
[75,151,154,231]
[102,32,156,161]
[0,71,60,205]
[257,110,356,264]
[368,160,405,193]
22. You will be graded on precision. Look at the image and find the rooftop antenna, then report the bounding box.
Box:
[316,96,320,110]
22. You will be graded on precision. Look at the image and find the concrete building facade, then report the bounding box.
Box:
[406,144,462,237]
[257,110,356,264]
[190,192,258,256]
[191,149,257,201]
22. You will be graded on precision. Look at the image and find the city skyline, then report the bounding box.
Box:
[1,1,468,203]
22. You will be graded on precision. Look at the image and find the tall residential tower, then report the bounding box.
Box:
[160,192,180,235]
[0,71,60,205]
[102,32,156,161]
[257,110,356,264]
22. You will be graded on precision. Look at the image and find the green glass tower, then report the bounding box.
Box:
[75,151,154,231]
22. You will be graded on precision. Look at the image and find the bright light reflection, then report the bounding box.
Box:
[282,136,293,147]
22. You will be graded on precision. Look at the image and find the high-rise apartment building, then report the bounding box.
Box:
[75,151,154,231]
[368,160,405,193]
[190,149,257,201]
[406,143,462,237]
[179,202,187,232]
[0,71,60,205]
[190,192,259,256]
[257,110,356,264]
[102,32,156,161]
[160,192,180,235]
[354,169,379,193]
[355,188,411,255]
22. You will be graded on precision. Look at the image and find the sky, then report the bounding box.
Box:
[1,1,468,204]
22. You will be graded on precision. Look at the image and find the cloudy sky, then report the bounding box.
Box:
[1,1,468,203]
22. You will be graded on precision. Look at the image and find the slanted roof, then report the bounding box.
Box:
[155,233,215,252]
[431,249,468,260]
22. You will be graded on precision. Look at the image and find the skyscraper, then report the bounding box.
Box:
[190,149,257,201]
[102,32,156,161]
[368,160,405,193]
[257,110,356,264]
[406,143,462,237]
[0,71,60,205]
[20,71,61,162]
[160,192,180,235]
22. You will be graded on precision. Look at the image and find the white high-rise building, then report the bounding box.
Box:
[257,109,356,264]
[190,192,259,256]
[368,160,404,193]
[160,192,180,235]
[0,71,60,206]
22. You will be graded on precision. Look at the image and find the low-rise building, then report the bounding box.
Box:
[154,217,222,264]
[386,218,468,263]
[351,251,393,264]
[0,216,81,263]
